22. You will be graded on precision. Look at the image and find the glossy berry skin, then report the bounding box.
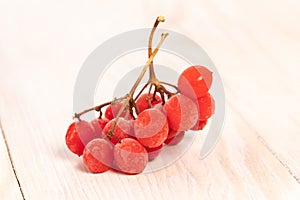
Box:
[145,144,163,161]
[103,118,134,145]
[194,93,215,121]
[178,66,212,99]
[190,120,208,131]
[134,108,168,148]
[83,138,113,173]
[65,121,95,156]
[164,131,185,145]
[90,118,109,138]
[136,93,162,113]
[105,103,131,120]
[114,138,148,174]
[167,128,181,138]
[163,94,198,132]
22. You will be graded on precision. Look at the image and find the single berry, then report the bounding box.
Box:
[136,93,162,113]
[194,93,215,121]
[103,118,133,145]
[190,120,208,131]
[145,144,163,161]
[114,138,148,174]
[90,118,109,138]
[105,103,131,120]
[167,128,181,138]
[163,94,198,131]
[178,65,212,99]
[134,108,168,148]
[83,138,113,173]
[65,120,95,156]
[164,131,185,145]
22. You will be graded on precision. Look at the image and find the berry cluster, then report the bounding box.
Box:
[65,16,215,175]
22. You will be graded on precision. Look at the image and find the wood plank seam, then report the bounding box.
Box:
[0,119,26,200]
[228,103,300,185]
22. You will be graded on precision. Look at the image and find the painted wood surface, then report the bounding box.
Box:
[0,0,299,199]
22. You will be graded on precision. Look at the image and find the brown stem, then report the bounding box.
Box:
[134,82,150,101]
[109,33,169,133]
[72,95,128,120]
[73,101,111,120]
[160,81,180,93]
[148,16,165,81]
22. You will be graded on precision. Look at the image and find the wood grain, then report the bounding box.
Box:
[0,0,300,199]
[0,123,23,200]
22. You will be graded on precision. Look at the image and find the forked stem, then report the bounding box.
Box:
[107,33,169,136]
[148,16,165,81]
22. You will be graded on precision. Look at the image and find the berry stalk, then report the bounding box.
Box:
[148,16,165,81]
[72,32,168,121]
[109,33,169,132]
[134,16,179,105]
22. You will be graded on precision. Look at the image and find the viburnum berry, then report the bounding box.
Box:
[164,131,185,145]
[190,120,208,131]
[83,138,113,173]
[103,118,134,145]
[105,103,131,120]
[145,144,163,161]
[163,94,198,131]
[114,138,148,174]
[65,120,95,156]
[136,93,162,113]
[194,93,215,121]
[178,65,212,99]
[90,118,109,138]
[134,108,168,148]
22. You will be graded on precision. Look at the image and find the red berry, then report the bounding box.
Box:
[134,108,168,148]
[167,128,181,138]
[103,118,133,145]
[145,144,163,161]
[194,93,215,121]
[178,66,212,99]
[190,120,208,131]
[152,104,165,114]
[105,103,131,120]
[164,131,185,145]
[114,138,148,174]
[136,93,162,113]
[65,121,95,156]
[90,118,109,138]
[83,138,113,173]
[163,94,198,131]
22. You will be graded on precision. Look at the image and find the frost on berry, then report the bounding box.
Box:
[90,118,109,138]
[136,93,162,113]
[83,138,114,173]
[114,138,148,174]
[178,65,212,99]
[103,118,134,145]
[164,131,185,145]
[134,108,168,148]
[194,93,215,121]
[65,121,95,156]
[163,94,198,131]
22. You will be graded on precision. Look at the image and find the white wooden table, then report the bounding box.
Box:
[1,0,300,199]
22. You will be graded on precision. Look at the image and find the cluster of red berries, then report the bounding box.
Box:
[65,65,215,174]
